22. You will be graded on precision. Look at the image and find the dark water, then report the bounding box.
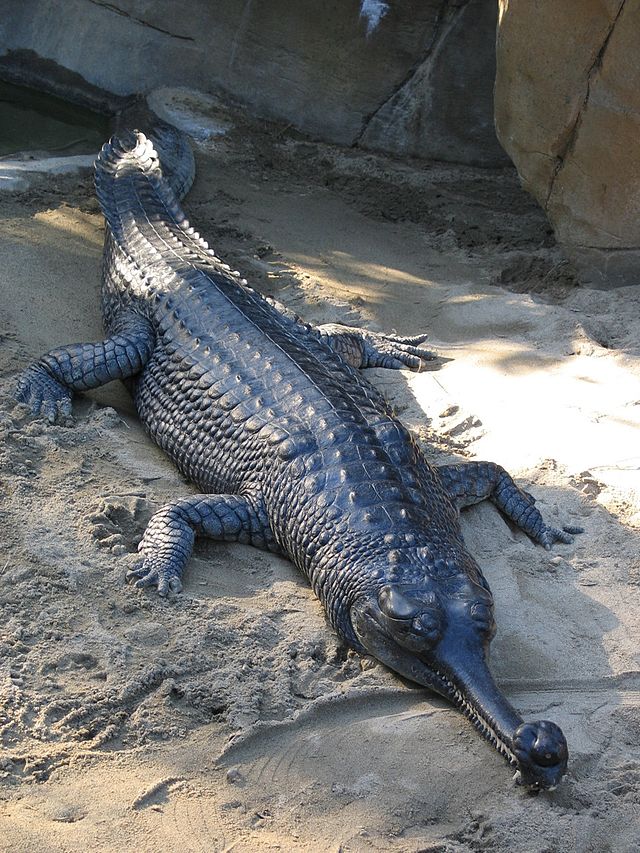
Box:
[0,81,110,157]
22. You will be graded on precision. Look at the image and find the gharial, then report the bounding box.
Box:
[15,125,582,791]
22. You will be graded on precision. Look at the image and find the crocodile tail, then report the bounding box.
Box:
[94,130,186,242]
[94,129,161,190]
[148,123,195,201]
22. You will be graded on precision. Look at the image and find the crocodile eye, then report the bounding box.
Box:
[411,611,441,644]
[378,585,420,620]
[377,586,443,651]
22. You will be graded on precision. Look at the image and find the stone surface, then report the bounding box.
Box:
[147,88,232,141]
[568,246,640,289]
[0,0,504,166]
[361,0,507,166]
[0,154,94,192]
[495,0,640,287]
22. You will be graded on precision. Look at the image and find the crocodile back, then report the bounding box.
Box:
[95,132,464,643]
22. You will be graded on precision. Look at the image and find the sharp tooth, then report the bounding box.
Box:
[512,770,522,784]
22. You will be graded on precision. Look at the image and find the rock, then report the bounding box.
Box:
[361,0,508,166]
[49,804,87,823]
[225,767,244,785]
[495,1,640,287]
[1,0,503,166]
[147,87,232,142]
[0,154,93,193]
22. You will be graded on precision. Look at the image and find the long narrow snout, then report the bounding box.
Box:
[351,595,568,791]
[436,639,568,790]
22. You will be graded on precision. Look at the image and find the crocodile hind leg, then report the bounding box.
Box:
[126,493,279,596]
[437,461,583,549]
[263,296,435,371]
[15,314,154,422]
[316,324,437,371]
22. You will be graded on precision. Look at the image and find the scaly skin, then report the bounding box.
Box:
[15,128,582,791]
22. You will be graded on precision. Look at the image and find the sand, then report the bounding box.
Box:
[1,108,640,852]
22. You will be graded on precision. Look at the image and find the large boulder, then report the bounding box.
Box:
[495,1,640,287]
[359,0,507,166]
[0,0,505,166]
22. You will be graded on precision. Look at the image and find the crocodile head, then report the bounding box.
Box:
[350,569,568,792]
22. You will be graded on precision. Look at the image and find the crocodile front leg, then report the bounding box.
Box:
[15,314,154,422]
[437,461,583,549]
[126,493,278,596]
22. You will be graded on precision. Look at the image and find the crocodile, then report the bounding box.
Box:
[15,127,582,791]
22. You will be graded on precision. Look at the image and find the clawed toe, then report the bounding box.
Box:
[15,367,74,423]
[384,344,438,371]
[125,562,147,581]
[391,340,437,360]
[540,524,583,549]
[159,575,183,596]
[392,332,430,346]
[126,559,183,597]
[125,564,156,588]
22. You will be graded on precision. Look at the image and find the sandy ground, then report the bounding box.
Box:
[1,107,640,852]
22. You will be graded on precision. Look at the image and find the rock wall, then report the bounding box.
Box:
[360,0,505,165]
[0,0,506,166]
[495,1,640,287]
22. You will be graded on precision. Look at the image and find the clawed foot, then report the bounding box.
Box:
[15,365,73,423]
[490,467,584,551]
[362,331,437,371]
[126,556,184,597]
[535,524,584,550]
